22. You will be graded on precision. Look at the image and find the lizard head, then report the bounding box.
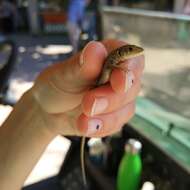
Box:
[116,44,144,59]
[104,44,144,69]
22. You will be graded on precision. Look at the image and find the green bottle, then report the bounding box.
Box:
[117,139,142,190]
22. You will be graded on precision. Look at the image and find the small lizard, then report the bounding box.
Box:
[81,44,144,187]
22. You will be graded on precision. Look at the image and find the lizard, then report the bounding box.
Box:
[80,44,144,187]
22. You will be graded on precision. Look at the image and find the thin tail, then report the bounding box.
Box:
[81,136,87,186]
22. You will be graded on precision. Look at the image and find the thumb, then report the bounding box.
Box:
[58,41,108,93]
[32,41,107,113]
[80,41,108,82]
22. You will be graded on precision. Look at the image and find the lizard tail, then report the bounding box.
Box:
[81,136,87,186]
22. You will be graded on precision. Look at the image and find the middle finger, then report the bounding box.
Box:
[82,79,141,117]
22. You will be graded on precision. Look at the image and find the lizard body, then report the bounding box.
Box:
[81,44,144,187]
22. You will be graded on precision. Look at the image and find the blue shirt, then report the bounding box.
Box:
[68,0,86,24]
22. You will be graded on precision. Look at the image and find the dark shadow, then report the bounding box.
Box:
[0,39,17,104]
[22,176,62,190]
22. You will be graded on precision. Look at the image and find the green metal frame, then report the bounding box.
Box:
[129,97,190,174]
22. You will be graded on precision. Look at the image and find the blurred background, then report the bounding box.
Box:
[0,0,190,190]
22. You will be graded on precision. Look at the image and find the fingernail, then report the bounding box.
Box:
[87,119,103,135]
[79,41,95,66]
[125,71,135,92]
[91,98,108,116]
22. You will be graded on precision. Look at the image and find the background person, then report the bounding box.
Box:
[67,0,90,53]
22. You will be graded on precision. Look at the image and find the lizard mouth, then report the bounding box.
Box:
[125,50,144,59]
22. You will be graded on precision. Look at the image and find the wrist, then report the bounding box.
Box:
[0,89,57,189]
[21,89,58,139]
[28,87,69,137]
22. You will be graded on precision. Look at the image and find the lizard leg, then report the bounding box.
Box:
[109,64,130,72]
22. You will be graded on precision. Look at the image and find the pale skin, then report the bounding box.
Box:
[0,39,144,190]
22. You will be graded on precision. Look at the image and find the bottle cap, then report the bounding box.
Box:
[125,138,142,154]
[141,181,155,190]
[88,138,106,156]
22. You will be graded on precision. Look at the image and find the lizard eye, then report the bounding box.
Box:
[129,47,133,51]
[118,50,122,56]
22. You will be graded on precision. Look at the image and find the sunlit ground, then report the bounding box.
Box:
[36,45,72,55]
[6,79,33,101]
[0,105,12,125]
[24,136,71,186]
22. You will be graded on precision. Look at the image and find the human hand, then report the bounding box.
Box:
[31,39,145,137]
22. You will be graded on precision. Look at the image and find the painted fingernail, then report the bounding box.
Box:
[87,119,103,135]
[91,98,108,116]
[125,71,135,92]
[79,41,95,66]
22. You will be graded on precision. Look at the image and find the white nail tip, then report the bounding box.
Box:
[91,99,97,117]
[79,41,96,66]
[91,98,108,116]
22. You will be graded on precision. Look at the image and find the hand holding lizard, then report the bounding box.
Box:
[31,39,145,137]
